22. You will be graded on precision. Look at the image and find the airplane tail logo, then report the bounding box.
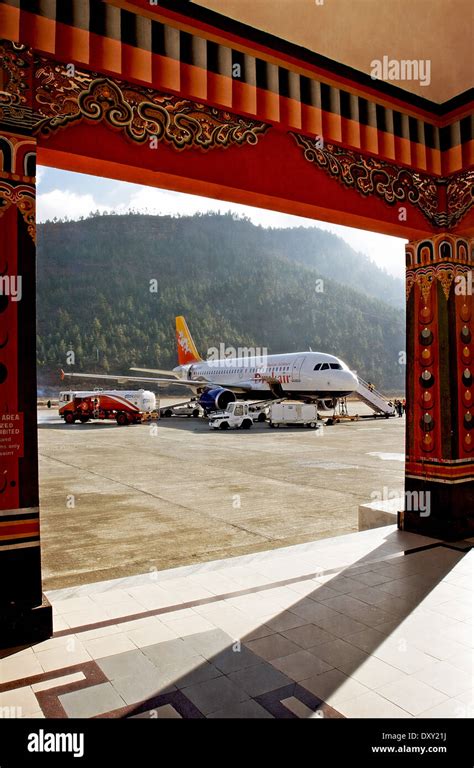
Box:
[176,316,202,366]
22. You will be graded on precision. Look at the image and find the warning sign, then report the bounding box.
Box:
[0,413,24,459]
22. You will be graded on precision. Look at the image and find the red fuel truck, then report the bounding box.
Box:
[58,389,157,425]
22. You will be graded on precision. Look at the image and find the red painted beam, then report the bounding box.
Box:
[38,120,443,240]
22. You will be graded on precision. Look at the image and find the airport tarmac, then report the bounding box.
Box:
[38,400,405,590]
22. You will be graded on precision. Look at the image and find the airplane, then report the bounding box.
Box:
[61,315,359,413]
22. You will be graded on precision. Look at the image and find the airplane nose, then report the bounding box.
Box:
[348,371,359,388]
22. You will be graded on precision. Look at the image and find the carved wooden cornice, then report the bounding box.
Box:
[33,60,270,152]
[290,132,474,230]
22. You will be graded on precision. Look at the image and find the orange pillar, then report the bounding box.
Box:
[403,235,474,539]
[0,41,52,648]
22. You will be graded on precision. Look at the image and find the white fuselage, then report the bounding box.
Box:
[173,351,358,398]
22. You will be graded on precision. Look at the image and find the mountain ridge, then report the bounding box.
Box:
[37,212,406,393]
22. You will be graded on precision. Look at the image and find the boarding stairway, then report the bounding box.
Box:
[354,377,396,416]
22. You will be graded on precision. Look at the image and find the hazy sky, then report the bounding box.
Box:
[37,166,407,279]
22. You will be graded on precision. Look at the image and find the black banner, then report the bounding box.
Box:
[0,718,470,765]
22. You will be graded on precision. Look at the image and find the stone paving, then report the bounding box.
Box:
[1,526,472,719]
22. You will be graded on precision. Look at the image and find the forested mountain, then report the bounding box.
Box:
[37,212,406,393]
[258,226,404,309]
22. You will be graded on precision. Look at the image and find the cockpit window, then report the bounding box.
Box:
[314,363,322,371]
[321,363,330,371]
[330,363,342,370]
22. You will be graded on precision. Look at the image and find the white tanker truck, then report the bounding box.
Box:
[59,389,157,425]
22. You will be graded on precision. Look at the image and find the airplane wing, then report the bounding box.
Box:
[59,369,250,393]
[60,370,200,389]
[130,367,181,378]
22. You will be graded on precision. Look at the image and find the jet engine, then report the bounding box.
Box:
[199,387,236,413]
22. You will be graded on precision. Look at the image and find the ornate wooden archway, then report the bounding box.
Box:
[0,0,472,646]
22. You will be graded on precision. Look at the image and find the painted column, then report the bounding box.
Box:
[403,234,474,539]
[0,41,52,647]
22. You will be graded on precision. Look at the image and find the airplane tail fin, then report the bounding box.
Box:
[176,316,202,366]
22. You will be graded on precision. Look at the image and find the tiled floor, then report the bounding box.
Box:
[1,526,472,719]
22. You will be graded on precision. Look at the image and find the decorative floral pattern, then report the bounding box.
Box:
[34,63,269,151]
[0,181,36,242]
[291,132,474,229]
